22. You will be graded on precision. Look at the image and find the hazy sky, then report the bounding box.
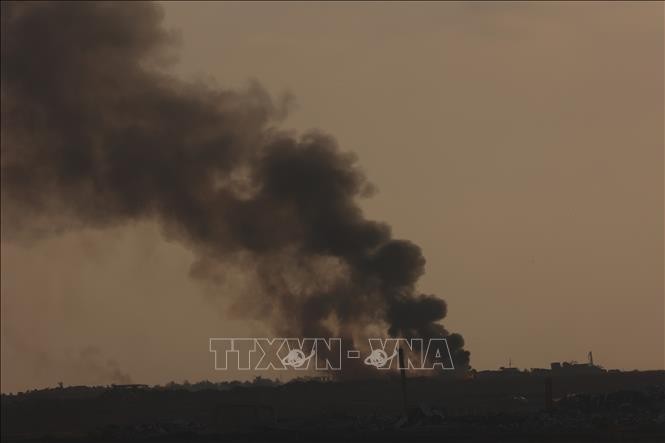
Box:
[1,1,663,393]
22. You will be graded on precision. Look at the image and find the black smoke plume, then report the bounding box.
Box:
[1,2,470,372]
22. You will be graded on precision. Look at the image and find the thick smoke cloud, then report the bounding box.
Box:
[1,2,469,371]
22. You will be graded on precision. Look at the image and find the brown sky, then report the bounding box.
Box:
[1,1,663,393]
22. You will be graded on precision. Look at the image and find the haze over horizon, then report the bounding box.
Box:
[1,1,663,393]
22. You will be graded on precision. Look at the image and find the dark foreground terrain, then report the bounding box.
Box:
[2,371,664,442]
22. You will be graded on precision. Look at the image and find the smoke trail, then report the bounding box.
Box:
[1,2,470,371]
[77,346,133,385]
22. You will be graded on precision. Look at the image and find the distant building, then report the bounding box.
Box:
[111,384,149,389]
[550,361,604,374]
[550,353,605,374]
[473,367,524,379]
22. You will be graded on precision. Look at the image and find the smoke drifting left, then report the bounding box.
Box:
[1,2,470,373]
